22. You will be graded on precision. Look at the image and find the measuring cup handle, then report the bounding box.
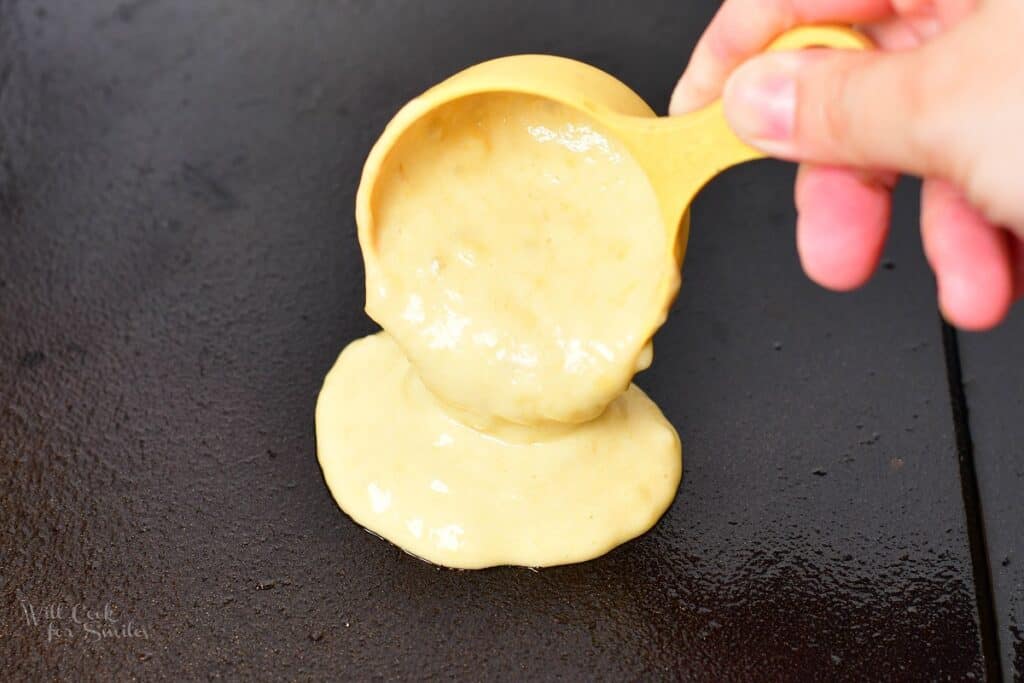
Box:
[640,24,872,223]
[694,24,873,179]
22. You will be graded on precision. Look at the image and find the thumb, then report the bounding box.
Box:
[722,47,946,176]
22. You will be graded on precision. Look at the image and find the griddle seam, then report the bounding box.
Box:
[942,321,1003,682]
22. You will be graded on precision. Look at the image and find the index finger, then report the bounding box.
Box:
[669,0,894,114]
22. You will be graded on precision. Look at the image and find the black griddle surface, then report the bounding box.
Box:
[0,1,1006,680]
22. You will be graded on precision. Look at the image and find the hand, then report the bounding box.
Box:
[671,0,1024,330]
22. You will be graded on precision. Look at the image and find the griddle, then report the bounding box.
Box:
[0,1,1005,679]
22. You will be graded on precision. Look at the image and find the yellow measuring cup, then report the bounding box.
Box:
[351,25,870,427]
[357,25,869,279]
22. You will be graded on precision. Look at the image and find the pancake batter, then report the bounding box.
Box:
[317,333,680,569]
[317,93,682,568]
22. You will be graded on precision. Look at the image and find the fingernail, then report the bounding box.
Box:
[723,53,805,153]
[668,83,698,116]
[669,73,713,116]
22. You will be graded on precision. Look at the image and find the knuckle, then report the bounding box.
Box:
[812,59,856,154]
[900,55,948,169]
[814,51,951,171]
